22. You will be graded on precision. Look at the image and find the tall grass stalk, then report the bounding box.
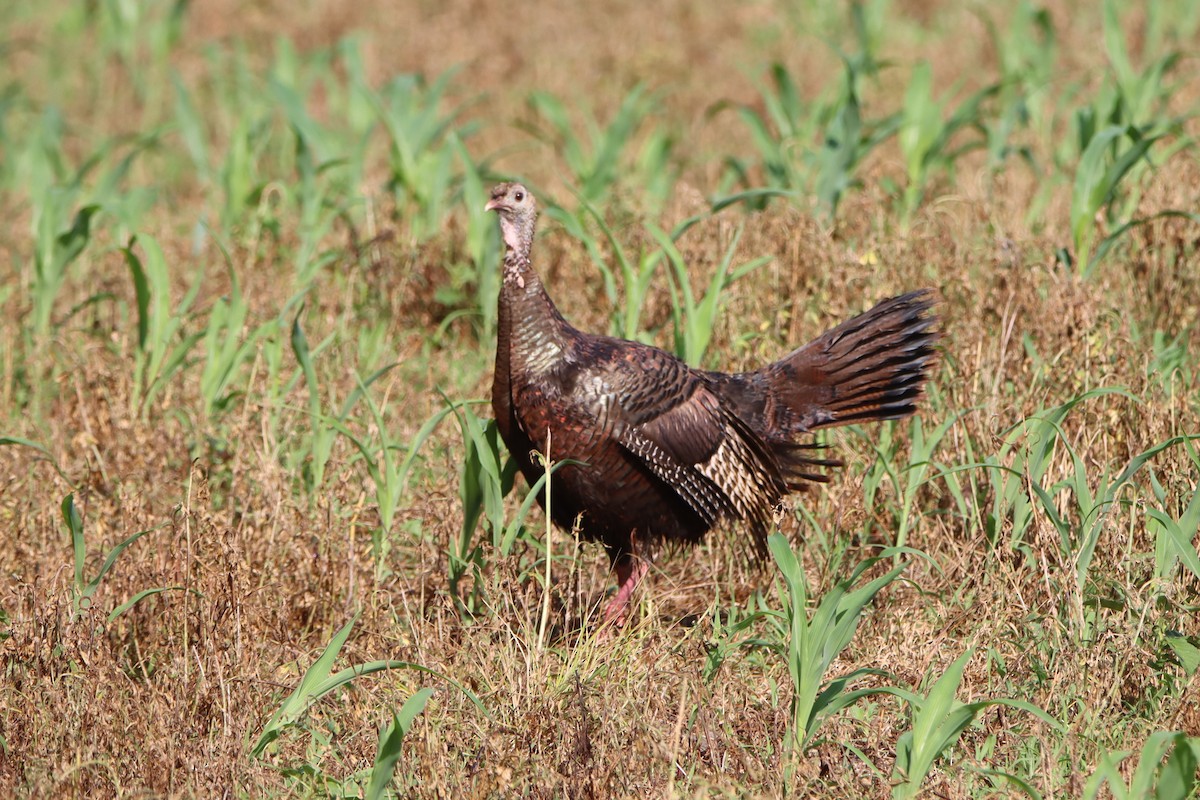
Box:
[535,431,554,653]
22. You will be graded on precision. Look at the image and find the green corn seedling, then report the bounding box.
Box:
[653,223,771,366]
[966,388,1135,558]
[1102,0,1183,128]
[444,134,501,340]
[61,493,169,622]
[449,401,566,616]
[268,75,360,287]
[289,309,341,498]
[897,62,997,227]
[811,56,900,219]
[701,590,775,684]
[1145,442,1200,584]
[331,376,455,576]
[856,410,964,553]
[566,196,703,342]
[890,648,1060,798]
[523,84,670,211]
[198,260,274,423]
[1029,430,1200,632]
[372,70,472,245]
[253,612,482,758]
[974,2,1056,176]
[1068,124,1164,275]
[1082,731,1199,800]
[361,689,435,800]
[717,25,898,220]
[31,193,99,342]
[123,235,204,417]
[767,533,911,767]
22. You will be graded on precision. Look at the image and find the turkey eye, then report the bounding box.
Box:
[514,191,524,201]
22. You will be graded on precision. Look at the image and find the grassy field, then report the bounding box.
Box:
[2,0,1200,796]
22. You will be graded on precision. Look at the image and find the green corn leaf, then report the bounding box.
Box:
[108,586,188,622]
[83,524,167,600]
[0,437,69,481]
[363,689,435,800]
[1164,633,1200,677]
[62,493,85,600]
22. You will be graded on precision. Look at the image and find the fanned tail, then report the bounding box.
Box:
[752,289,940,484]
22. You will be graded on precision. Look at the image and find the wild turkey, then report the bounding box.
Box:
[485,182,938,624]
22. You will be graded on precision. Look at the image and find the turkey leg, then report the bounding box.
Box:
[602,553,650,625]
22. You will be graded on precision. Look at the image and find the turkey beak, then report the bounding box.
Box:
[485,198,504,213]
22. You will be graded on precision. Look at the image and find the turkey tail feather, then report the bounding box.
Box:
[761,290,940,434]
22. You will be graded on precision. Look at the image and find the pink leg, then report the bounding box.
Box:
[602,554,650,625]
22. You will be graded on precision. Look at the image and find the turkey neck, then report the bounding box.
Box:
[496,243,573,379]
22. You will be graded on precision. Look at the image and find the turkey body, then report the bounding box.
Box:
[497,328,746,553]
[485,182,939,622]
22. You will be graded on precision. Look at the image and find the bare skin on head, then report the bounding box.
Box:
[485,182,536,269]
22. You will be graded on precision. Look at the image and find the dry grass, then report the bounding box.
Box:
[2,1,1199,797]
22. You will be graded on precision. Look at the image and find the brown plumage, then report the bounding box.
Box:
[486,182,939,624]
